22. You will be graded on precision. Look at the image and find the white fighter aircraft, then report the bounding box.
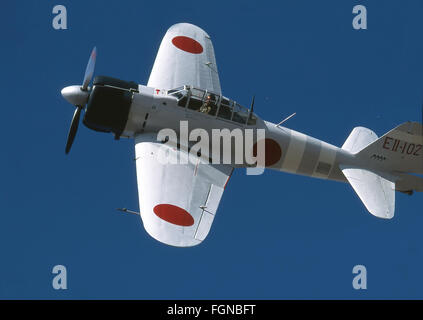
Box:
[61,23,423,247]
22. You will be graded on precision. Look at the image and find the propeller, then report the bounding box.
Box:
[65,107,82,154]
[82,47,97,91]
[61,47,97,154]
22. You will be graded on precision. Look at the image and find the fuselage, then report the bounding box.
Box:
[117,84,357,183]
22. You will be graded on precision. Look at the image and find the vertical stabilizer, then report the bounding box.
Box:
[355,122,423,175]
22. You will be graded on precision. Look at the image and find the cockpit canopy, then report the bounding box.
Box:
[167,86,257,126]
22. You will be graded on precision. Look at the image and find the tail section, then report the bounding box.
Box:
[396,172,423,194]
[340,165,395,219]
[342,126,378,154]
[340,122,423,219]
[355,122,423,175]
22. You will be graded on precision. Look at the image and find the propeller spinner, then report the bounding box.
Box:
[61,47,97,154]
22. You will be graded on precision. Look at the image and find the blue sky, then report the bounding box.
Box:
[1,0,422,299]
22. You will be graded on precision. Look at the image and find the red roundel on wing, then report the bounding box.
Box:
[153,204,194,226]
[172,36,203,54]
[253,138,282,167]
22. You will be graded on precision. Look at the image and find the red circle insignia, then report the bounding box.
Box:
[253,139,282,167]
[172,36,203,54]
[153,204,194,226]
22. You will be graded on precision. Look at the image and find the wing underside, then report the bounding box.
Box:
[147,23,221,94]
[134,133,232,247]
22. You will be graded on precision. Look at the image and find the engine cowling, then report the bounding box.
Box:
[83,76,138,138]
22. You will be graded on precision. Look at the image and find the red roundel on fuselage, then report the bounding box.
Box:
[172,36,203,54]
[253,138,282,167]
[153,204,194,226]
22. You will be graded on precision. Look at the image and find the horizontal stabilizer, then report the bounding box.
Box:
[340,165,395,219]
[342,127,378,154]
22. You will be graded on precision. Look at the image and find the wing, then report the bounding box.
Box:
[134,133,233,247]
[147,23,221,94]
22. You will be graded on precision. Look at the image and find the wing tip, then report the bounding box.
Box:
[167,22,210,38]
[142,221,204,248]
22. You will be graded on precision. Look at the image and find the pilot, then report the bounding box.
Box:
[199,94,213,114]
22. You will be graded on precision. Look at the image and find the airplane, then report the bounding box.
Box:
[61,23,423,247]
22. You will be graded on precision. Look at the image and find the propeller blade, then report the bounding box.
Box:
[65,107,82,154]
[81,47,97,91]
